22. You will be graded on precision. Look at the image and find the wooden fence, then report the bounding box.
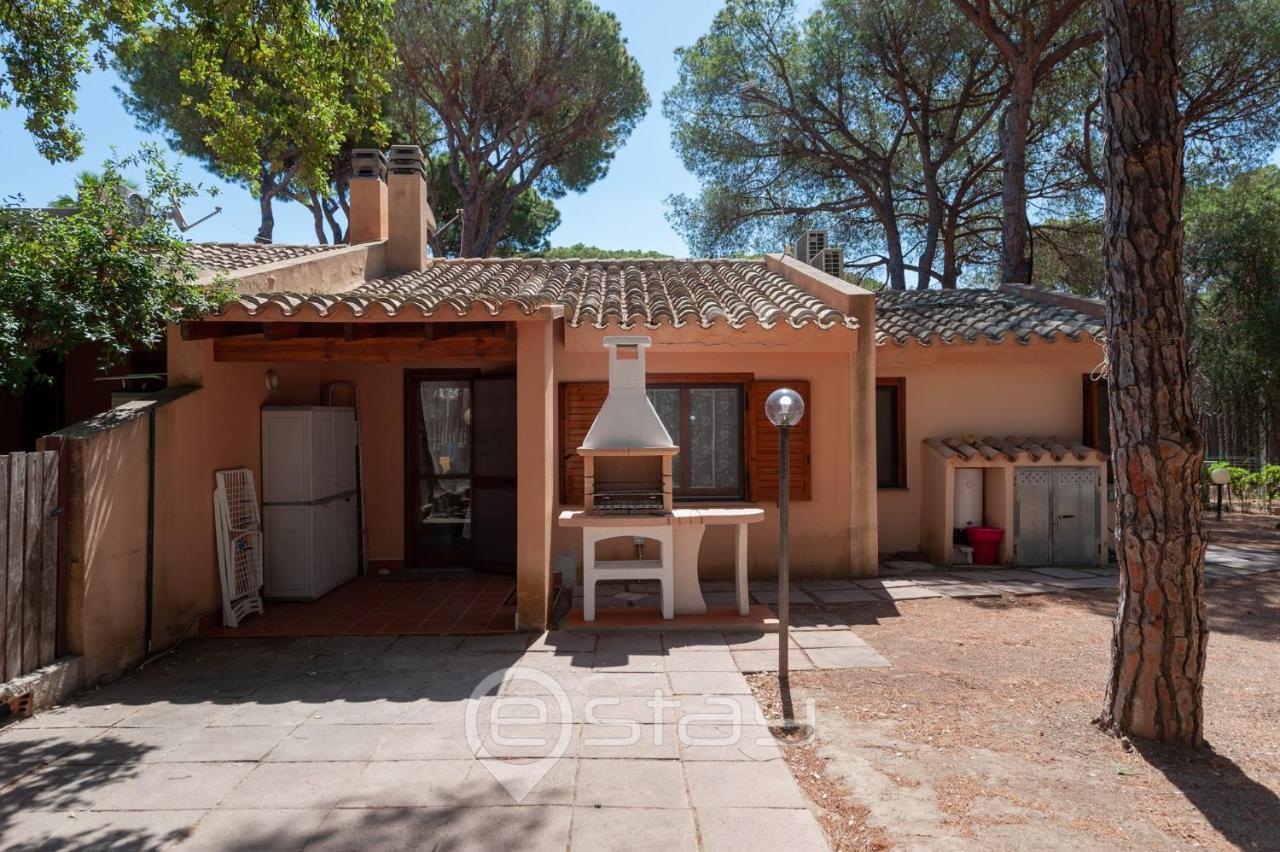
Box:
[0,451,59,682]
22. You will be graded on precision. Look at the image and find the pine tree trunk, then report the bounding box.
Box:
[1098,0,1208,746]
[998,74,1033,284]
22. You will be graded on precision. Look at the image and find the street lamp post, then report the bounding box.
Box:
[765,388,805,685]
[1210,467,1231,521]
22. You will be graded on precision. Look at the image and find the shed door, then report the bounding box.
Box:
[1014,466,1100,566]
[1014,468,1053,566]
[1051,467,1098,566]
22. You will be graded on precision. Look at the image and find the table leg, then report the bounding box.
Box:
[672,524,707,615]
[735,523,749,616]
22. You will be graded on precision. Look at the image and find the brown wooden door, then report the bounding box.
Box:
[471,376,517,574]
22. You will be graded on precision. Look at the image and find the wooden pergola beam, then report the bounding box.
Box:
[212,331,516,363]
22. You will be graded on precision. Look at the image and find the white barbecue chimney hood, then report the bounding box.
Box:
[581,336,676,450]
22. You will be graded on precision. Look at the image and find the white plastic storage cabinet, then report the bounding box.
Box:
[261,407,357,503]
[261,406,359,600]
[263,496,358,600]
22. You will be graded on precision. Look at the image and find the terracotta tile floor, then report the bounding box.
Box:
[204,573,517,637]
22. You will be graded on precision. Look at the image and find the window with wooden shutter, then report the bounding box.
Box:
[560,382,607,504]
[747,380,812,502]
[560,376,811,504]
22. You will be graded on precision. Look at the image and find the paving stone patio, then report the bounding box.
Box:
[575,543,1280,609]
[0,628,881,850]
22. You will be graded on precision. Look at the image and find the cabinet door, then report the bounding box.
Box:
[264,504,313,599]
[310,410,338,500]
[262,410,314,503]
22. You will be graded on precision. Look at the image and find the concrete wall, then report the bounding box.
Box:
[875,337,1105,556]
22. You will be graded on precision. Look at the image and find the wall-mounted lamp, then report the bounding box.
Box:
[264,369,280,394]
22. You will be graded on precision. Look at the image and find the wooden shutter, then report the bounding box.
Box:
[560,382,608,504]
[747,380,812,502]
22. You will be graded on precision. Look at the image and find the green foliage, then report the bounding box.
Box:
[391,0,647,256]
[424,157,561,257]
[1187,165,1280,457]
[664,0,1065,288]
[0,148,230,392]
[115,0,396,197]
[49,171,141,209]
[1031,217,1104,297]
[0,0,153,160]
[525,244,671,260]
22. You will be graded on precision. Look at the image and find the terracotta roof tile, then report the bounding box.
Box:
[188,242,343,273]
[875,289,1103,346]
[924,435,1106,463]
[227,257,857,330]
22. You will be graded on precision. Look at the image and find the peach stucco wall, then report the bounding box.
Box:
[875,337,1106,556]
[146,315,1098,638]
[152,326,518,642]
[50,414,150,682]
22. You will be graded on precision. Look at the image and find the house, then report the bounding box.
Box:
[39,145,1108,683]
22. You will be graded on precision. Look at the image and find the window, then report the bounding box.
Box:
[648,384,744,499]
[876,378,906,488]
[559,377,810,505]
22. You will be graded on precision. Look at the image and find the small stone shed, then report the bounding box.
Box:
[920,435,1108,567]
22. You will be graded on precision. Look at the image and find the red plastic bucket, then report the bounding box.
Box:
[965,527,1004,565]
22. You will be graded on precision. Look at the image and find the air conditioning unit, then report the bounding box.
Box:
[797,230,828,265]
[818,248,844,278]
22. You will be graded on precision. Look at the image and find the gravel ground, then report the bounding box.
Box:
[750,571,1280,851]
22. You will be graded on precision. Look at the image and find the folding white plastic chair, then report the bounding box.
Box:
[214,468,265,627]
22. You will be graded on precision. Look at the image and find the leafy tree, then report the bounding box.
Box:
[1186,166,1280,464]
[391,0,647,257]
[423,157,562,257]
[666,0,1081,289]
[527,244,671,260]
[1097,0,1207,746]
[666,0,914,287]
[1030,216,1103,297]
[946,0,1100,286]
[48,172,141,209]
[113,0,395,243]
[0,149,230,391]
[0,0,153,161]
[1072,0,1280,188]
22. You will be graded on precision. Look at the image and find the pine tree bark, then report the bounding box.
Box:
[1098,0,1208,746]
[998,75,1033,284]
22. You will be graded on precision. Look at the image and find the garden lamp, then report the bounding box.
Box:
[765,388,805,683]
[1210,467,1231,521]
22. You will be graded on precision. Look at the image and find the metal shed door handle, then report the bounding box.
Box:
[1059,514,1076,519]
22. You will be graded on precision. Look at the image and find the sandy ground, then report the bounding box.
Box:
[1204,511,1280,549]
[751,570,1280,851]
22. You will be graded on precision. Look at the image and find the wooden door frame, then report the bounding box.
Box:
[403,369,480,569]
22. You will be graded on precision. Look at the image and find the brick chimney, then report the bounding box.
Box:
[347,149,388,244]
[386,145,436,273]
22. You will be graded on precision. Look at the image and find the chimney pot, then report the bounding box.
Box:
[385,144,436,273]
[347,148,389,244]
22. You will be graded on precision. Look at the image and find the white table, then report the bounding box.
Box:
[559,507,765,618]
